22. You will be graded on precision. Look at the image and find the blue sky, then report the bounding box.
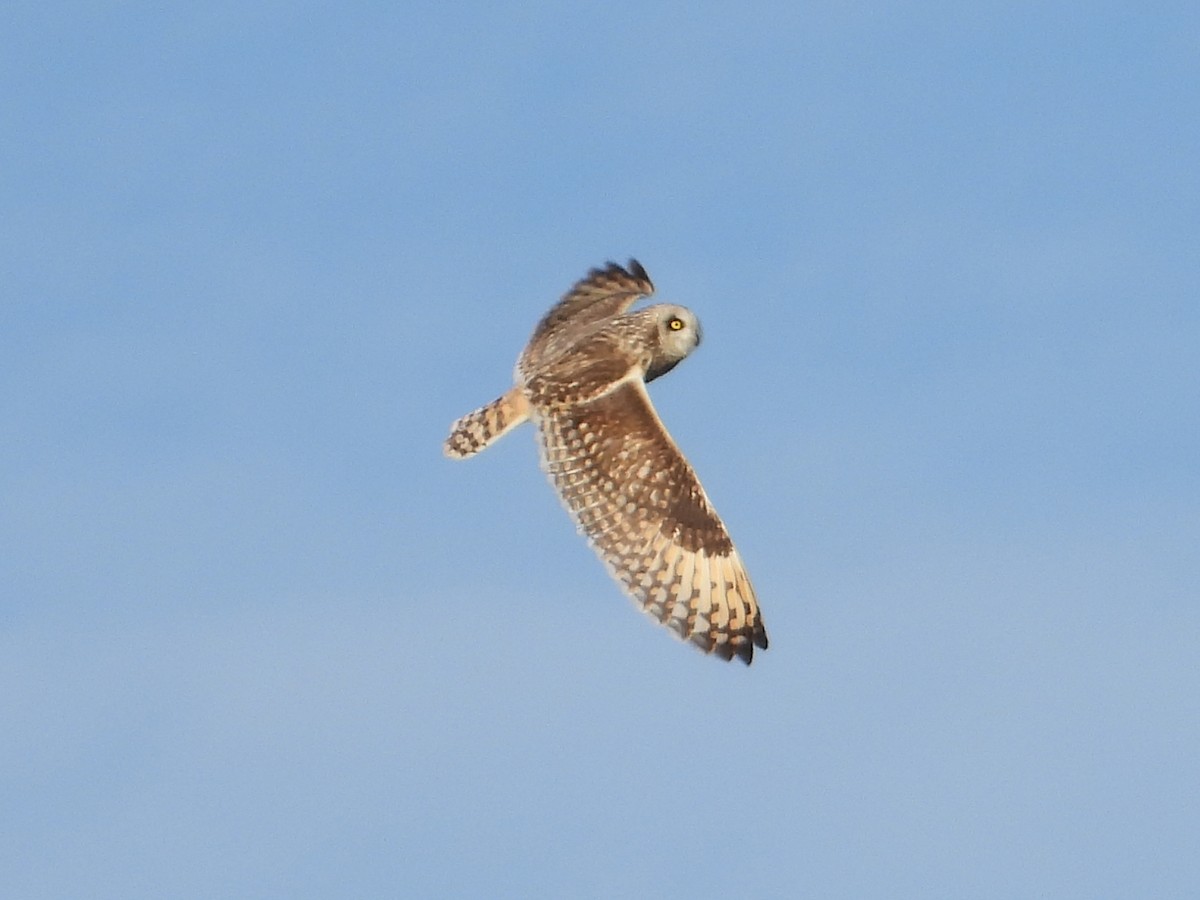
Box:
[3,2,1198,897]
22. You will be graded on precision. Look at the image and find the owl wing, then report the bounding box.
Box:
[517,260,654,379]
[535,377,768,663]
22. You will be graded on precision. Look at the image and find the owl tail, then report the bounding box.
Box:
[443,387,531,459]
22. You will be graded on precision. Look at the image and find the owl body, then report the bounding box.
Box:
[522,305,698,409]
[445,260,768,664]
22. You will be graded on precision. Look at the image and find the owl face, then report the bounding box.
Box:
[645,304,702,381]
[657,304,702,354]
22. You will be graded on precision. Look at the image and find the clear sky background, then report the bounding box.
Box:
[3,3,1198,898]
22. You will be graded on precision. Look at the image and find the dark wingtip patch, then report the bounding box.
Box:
[724,627,768,665]
[579,259,653,296]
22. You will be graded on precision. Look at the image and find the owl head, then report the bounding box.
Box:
[645,304,702,382]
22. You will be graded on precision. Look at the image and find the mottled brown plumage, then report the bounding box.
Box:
[444,260,768,663]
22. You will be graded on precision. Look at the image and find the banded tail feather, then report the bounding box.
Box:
[444,388,531,459]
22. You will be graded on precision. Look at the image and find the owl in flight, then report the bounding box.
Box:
[444,260,768,664]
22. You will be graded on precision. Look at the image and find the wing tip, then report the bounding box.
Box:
[587,258,653,295]
[686,622,768,665]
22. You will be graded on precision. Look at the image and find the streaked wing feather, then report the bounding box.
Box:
[535,379,768,663]
[518,260,653,378]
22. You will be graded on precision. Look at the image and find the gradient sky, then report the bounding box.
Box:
[3,3,1198,898]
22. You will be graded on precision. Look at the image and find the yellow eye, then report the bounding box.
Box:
[667,316,685,331]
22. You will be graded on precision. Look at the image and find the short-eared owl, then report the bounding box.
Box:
[444,260,767,664]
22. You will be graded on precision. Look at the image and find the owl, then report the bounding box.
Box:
[444,260,768,664]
